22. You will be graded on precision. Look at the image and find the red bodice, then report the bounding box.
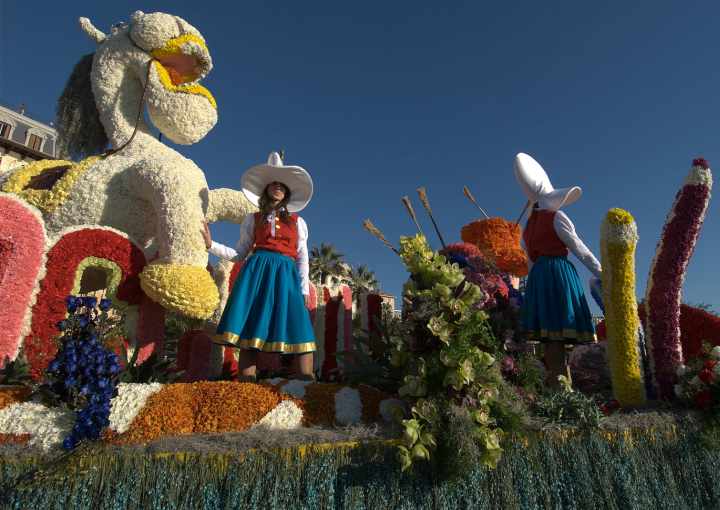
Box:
[253,212,298,258]
[522,210,569,262]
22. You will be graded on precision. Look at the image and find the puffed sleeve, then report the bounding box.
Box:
[553,210,602,278]
[208,214,255,263]
[296,217,310,295]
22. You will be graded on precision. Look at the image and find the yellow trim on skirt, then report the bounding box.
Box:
[526,328,597,343]
[213,332,316,353]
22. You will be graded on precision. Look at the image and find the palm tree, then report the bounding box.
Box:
[309,243,347,286]
[349,265,379,297]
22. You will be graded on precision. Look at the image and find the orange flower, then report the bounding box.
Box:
[111,382,288,444]
[461,217,528,276]
[0,387,31,410]
[301,383,341,426]
[0,433,31,445]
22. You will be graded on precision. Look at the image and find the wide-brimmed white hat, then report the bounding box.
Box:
[241,152,314,212]
[513,153,581,211]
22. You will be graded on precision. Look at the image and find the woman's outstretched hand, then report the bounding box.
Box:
[201,221,212,250]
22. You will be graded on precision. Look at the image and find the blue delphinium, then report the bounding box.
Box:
[46,295,120,450]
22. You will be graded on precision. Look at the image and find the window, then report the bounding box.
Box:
[0,122,10,138]
[28,133,43,151]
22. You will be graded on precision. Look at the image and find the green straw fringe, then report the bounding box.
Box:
[1,429,718,509]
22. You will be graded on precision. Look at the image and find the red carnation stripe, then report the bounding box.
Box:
[692,158,709,169]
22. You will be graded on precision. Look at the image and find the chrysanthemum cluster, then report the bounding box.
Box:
[45,295,121,449]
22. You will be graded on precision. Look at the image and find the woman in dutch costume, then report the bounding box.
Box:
[514,153,602,387]
[202,152,316,381]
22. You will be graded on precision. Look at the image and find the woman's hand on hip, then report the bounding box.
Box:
[201,221,212,250]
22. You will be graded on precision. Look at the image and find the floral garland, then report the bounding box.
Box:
[645,159,713,400]
[600,209,646,407]
[0,157,100,214]
[460,218,529,276]
[25,227,146,379]
[0,195,46,365]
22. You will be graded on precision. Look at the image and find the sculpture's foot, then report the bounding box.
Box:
[139,263,219,319]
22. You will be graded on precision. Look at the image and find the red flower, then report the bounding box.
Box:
[695,389,714,410]
[699,368,714,384]
[704,359,718,370]
[692,158,709,169]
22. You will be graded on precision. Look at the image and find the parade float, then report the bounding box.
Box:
[0,10,719,510]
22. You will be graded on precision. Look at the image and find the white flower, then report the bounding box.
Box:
[109,382,164,433]
[711,346,720,360]
[254,401,303,430]
[674,384,684,397]
[676,365,688,377]
[334,387,362,425]
[0,402,74,450]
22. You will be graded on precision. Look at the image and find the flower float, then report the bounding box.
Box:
[0,195,46,366]
[460,217,528,277]
[0,11,255,320]
[600,208,646,407]
[645,158,713,400]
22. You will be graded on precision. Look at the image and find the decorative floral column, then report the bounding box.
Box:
[645,158,713,399]
[600,208,646,406]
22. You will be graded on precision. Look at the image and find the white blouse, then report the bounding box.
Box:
[521,209,602,279]
[209,212,310,295]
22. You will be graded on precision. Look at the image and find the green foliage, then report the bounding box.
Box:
[514,352,545,395]
[533,376,603,429]
[0,352,33,387]
[391,234,514,473]
[336,310,405,393]
[117,345,183,384]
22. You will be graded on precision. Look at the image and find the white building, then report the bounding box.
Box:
[0,103,57,173]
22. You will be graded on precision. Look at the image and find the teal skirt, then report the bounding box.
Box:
[215,250,316,353]
[521,256,596,344]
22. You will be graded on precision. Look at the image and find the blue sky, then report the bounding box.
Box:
[1,1,718,313]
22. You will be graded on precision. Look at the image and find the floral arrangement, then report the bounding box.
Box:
[439,243,508,310]
[600,208,646,407]
[23,227,146,379]
[460,217,528,277]
[674,343,720,412]
[389,234,508,471]
[645,158,713,400]
[0,195,46,366]
[638,303,720,360]
[0,379,397,449]
[43,296,121,449]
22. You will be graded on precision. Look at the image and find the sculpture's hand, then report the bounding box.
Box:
[201,221,212,250]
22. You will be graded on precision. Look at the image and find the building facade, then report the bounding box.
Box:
[0,104,57,173]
